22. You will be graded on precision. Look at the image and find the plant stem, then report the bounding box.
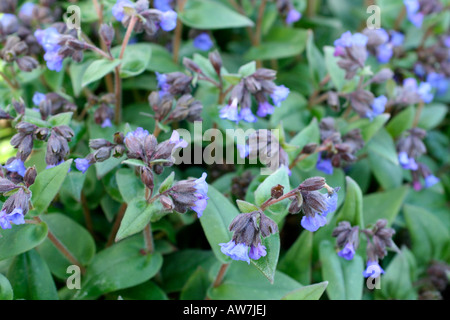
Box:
[0,71,18,90]
[143,223,154,254]
[106,203,128,247]
[260,190,298,211]
[172,0,186,63]
[34,216,86,274]
[254,0,267,68]
[288,145,328,170]
[412,101,424,127]
[81,192,95,237]
[212,263,229,288]
[394,6,406,30]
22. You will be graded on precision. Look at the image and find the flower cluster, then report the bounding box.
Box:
[332,221,359,260]
[112,0,178,34]
[315,117,364,175]
[220,211,278,264]
[288,177,339,232]
[333,31,368,79]
[404,0,442,28]
[276,0,302,25]
[156,71,193,98]
[220,68,290,123]
[149,91,203,123]
[363,28,404,64]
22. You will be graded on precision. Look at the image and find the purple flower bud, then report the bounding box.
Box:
[219,240,250,264]
[219,99,239,122]
[363,260,385,278]
[334,31,368,48]
[270,85,290,107]
[239,108,257,123]
[159,10,177,32]
[112,0,135,22]
[193,33,213,51]
[256,101,275,117]
[316,153,333,175]
[424,175,439,188]
[32,92,46,106]
[5,159,27,177]
[75,158,91,174]
[0,208,25,230]
[398,151,418,170]
[249,243,267,260]
[126,127,150,142]
[390,31,404,47]
[413,180,422,191]
[338,242,355,260]
[154,0,173,12]
[286,8,301,24]
[301,213,327,232]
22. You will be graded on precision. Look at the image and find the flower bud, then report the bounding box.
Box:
[114,132,125,145]
[183,57,203,74]
[271,184,284,199]
[0,177,19,193]
[89,139,111,150]
[159,194,174,210]
[34,127,50,141]
[208,51,222,76]
[371,68,394,83]
[94,147,112,162]
[16,56,39,72]
[99,23,115,48]
[299,177,326,191]
[23,166,37,187]
[140,166,154,192]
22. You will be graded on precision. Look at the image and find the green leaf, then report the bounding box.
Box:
[121,158,146,168]
[29,160,72,214]
[115,198,162,242]
[403,205,450,265]
[178,0,254,30]
[8,249,58,300]
[344,114,390,143]
[245,27,308,61]
[116,168,145,203]
[70,60,93,97]
[363,186,409,226]
[324,46,346,91]
[180,267,211,300]
[0,273,13,300]
[37,214,96,280]
[278,231,313,285]
[288,118,320,171]
[366,128,399,165]
[115,281,168,300]
[250,233,280,284]
[417,103,448,130]
[72,235,163,300]
[159,171,175,193]
[319,240,364,300]
[235,200,259,213]
[199,185,240,263]
[254,167,291,223]
[336,176,364,228]
[82,59,121,87]
[60,170,87,202]
[0,221,48,261]
[385,106,415,138]
[208,262,302,300]
[146,44,181,73]
[47,112,73,127]
[111,43,152,78]
[306,30,326,89]
[238,61,256,77]
[281,281,328,300]
[368,145,402,190]
[161,250,218,293]
[377,248,417,300]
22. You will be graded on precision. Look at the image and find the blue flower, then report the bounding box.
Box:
[414,64,426,77]
[0,13,19,34]
[424,175,439,188]
[426,72,448,96]
[112,0,134,22]
[322,191,338,217]
[239,108,257,123]
[404,0,423,27]
[256,101,275,117]
[390,31,404,47]
[46,160,70,171]
[154,0,173,12]
[363,260,385,278]
[193,33,213,51]
[286,8,301,24]
[0,208,25,230]
[5,159,27,177]
[169,130,188,150]
[237,144,250,158]
[338,242,355,260]
[334,31,368,48]
[219,99,239,122]
[32,92,46,106]
[19,3,36,20]
[417,82,434,103]
[398,151,418,170]
[367,95,387,120]
[159,10,177,32]
[249,243,267,260]
[101,118,113,128]
[219,240,250,264]
[125,127,150,142]
[34,27,64,72]
[155,72,171,96]
[270,85,290,107]
[75,158,91,174]
[376,43,393,63]
[301,214,327,232]
[316,153,333,175]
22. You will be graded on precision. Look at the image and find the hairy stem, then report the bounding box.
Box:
[143,223,154,254]
[172,0,186,63]
[254,0,267,68]
[212,263,229,288]
[106,203,127,247]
